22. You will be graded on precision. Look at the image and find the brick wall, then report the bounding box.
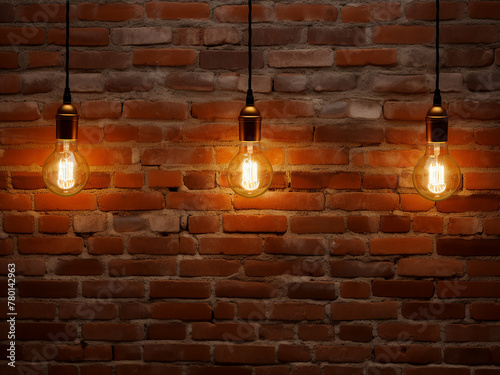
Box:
[0,1,500,374]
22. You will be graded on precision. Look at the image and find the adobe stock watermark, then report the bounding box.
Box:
[6,262,16,368]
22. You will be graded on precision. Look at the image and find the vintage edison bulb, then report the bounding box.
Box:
[43,139,89,196]
[228,142,273,198]
[412,142,461,201]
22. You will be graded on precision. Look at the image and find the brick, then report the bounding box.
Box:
[401,194,435,212]
[274,74,307,93]
[166,72,214,92]
[83,323,144,342]
[69,51,131,70]
[348,216,379,233]
[223,215,287,233]
[479,217,500,234]
[380,215,411,233]
[373,280,434,298]
[133,48,196,67]
[123,100,188,120]
[315,346,371,363]
[146,2,209,20]
[0,238,13,255]
[166,192,231,211]
[116,365,181,375]
[265,238,326,256]
[0,74,20,94]
[470,1,500,18]
[276,4,337,21]
[200,51,263,70]
[106,72,154,92]
[309,27,366,45]
[0,102,40,121]
[235,192,324,211]
[28,51,61,68]
[406,1,466,20]
[143,148,212,165]
[109,260,176,276]
[331,260,393,278]
[340,281,370,299]
[399,258,463,277]
[187,215,218,234]
[0,27,45,45]
[48,27,108,46]
[0,52,17,69]
[320,101,348,118]
[16,322,77,341]
[216,280,276,299]
[73,213,106,233]
[113,216,144,232]
[330,192,398,211]
[148,215,180,233]
[4,214,34,233]
[291,216,344,234]
[268,49,334,68]
[151,302,211,320]
[180,259,240,277]
[337,49,397,66]
[99,192,164,211]
[128,237,179,255]
[438,281,500,298]
[59,303,115,320]
[18,280,78,298]
[270,303,324,321]
[148,323,185,340]
[183,170,215,190]
[84,345,112,361]
[475,127,500,146]
[375,345,441,364]
[444,347,492,365]
[192,322,255,341]
[214,344,274,364]
[440,25,498,43]
[342,3,400,22]
[148,170,182,188]
[115,172,144,189]
[215,4,273,22]
[55,259,104,276]
[370,237,433,255]
[446,48,494,68]
[151,280,210,299]
[313,72,356,92]
[348,99,382,119]
[437,195,499,213]
[373,74,427,94]
[203,27,239,46]
[315,125,384,144]
[9,302,55,320]
[245,259,324,277]
[199,237,261,255]
[0,258,44,276]
[259,325,294,341]
[378,323,440,342]
[405,368,469,375]
[111,27,172,45]
[88,237,123,255]
[82,281,144,298]
[78,3,142,21]
[279,345,310,362]
[332,302,398,320]
[288,148,349,165]
[373,25,434,44]
[384,101,431,121]
[331,238,366,256]
[248,27,302,45]
[18,237,82,255]
[258,100,315,118]
[446,324,500,342]
[402,302,465,320]
[287,282,336,301]
[467,260,500,277]
[338,324,372,343]
[470,302,500,321]
[449,101,500,120]
[448,217,482,235]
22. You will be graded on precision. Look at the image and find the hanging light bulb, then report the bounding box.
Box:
[227,0,273,197]
[42,0,89,196]
[412,106,460,201]
[228,105,273,198]
[412,0,461,201]
[43,104,89,196]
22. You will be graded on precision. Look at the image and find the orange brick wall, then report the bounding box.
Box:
[0,1,500,374]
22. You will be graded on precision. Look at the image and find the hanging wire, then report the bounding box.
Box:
[433,0,441,106]
[246,0,254,106]
[63,0,71,103]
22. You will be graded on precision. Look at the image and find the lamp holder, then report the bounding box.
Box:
[56,103,79,140]
[239,105,261,142]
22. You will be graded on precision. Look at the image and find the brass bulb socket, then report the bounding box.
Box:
[56,103,79,140]
[425,105,448,142]
[238,105,262,142]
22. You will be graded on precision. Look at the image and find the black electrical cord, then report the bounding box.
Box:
[63,0,71,103]
[433,0,441,106]
[246,0,254,106]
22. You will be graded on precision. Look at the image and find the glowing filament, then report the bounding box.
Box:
[242,158,259,191]
[428,143,446,194]
[58,158,75,190]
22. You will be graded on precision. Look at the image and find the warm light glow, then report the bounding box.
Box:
[413,142,461,201]
[228,142,273,198]
[58,158,75,190]
[43,140,89,196]
[241,146,259,191]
